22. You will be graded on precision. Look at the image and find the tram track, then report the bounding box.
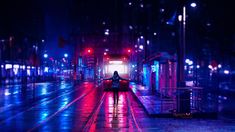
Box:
[82,91,142,131]
[0,82,73,114]
[82,92,107,132]
[126,92,142,132]
[27,85,98,132]
[0,82,94,125]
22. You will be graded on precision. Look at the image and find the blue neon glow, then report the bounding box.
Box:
[154,61,159,91]
[224,70,230,74]
[44,67,49,72]
[44,54,48,58]
[143,64,150,88]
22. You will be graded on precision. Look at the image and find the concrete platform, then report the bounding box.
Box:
[129,83,218,118]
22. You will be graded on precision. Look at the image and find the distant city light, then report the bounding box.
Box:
[160,8,165,12]
[129,25,133,30]
[153,32,157,36]
[104,52,107,55]
[140,3,144,8]
[27,69,30,76]
[208,65,213,69]
[128,2,132,6]
[188,61,193,65]
[190,2,197,8]
[134,45,138,48]
[206,23,211,27]
[132,65,135,68]
[20,65,25,70]
[185,59,190,63]
[197,65,200,69]
[139,45,144,50]
[105,48,109,51]
[104,31,109,35]
[5,64,12,69]
[63,58,66,62]
[42,39,45,43]
[147,40,150,45]
[102,21,106,25]
[44,67,49,72]
[4,89,11,96]
[64,53,68,58]
[218,64,222,68]
[185,59,193,65]
[104,29,109,35]
[13,65,19,75]
[13,64,19,69]
[1,65,4,68]
[140,36,144,39]
[44,53,48,58]
[224,70,230,74]
[178,15,182,22]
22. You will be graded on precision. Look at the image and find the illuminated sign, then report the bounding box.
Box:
[5,64,12,69]
[109,61,123,64]
[107,65,127,74]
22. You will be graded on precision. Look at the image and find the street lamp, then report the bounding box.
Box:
[190,3,197,8]
[176,2,197,114]
[177,2,197,87]
[43,53,48,58]
[64,53,68,58]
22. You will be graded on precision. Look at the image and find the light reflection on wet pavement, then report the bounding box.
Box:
[0,81,235,131]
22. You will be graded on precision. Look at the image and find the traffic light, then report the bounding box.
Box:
[126,48,132,54]
[86,48,93,54]
[84,48,94,68]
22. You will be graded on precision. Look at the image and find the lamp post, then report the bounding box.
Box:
[43,53,48,81]
[63,53,69,77]
[177,2,197,114]
[177,3,197,87]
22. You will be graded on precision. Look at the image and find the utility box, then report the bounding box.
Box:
[177,88,191,113]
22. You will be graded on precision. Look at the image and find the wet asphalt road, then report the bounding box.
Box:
[0,81,235,131]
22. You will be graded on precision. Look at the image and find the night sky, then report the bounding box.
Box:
[0,0,234,60]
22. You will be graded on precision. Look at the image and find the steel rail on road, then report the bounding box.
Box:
[0,82,74,115]
[0,84,84,125]
[126,92,142,132]
[82,92,107,132]
[27,86,98,132]
[0,83,95,127]
[83,91,142,132]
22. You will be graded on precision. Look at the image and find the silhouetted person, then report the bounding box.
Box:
[105,71,128,105]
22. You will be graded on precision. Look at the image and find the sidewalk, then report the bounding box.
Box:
[129,82,174,117]
[129,82,218,118]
